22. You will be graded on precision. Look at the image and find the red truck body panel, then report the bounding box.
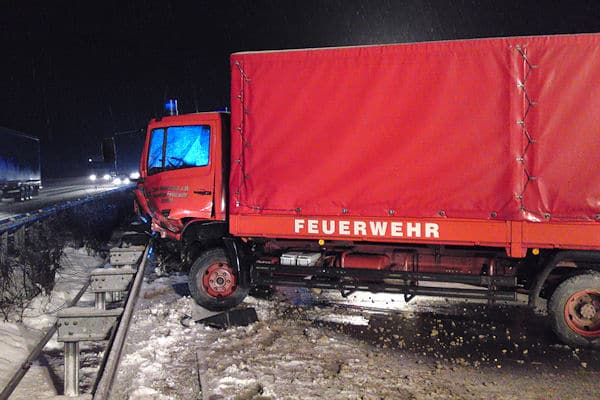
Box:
[229,34,600,256]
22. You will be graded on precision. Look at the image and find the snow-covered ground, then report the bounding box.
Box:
[108,276,600,400]
[2,246,600,399]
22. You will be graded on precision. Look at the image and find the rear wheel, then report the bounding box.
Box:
[549,271,600,348]
[188,248,249,311]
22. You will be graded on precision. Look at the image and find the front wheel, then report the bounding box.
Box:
[188,248,249,311]
[548,271,600,348]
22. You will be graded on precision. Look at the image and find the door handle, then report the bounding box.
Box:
[193,190,212,195]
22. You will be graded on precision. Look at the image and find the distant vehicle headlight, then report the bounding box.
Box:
[89,174,97,181]
[124,178,131,184]
[129,171,140,180]
[103,174,111,181]
[113,177,122,185]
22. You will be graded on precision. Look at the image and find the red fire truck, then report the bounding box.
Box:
[135,33,600,348]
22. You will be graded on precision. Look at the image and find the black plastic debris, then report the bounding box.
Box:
[196,308,258,329]
[121,232,149,246]
[129,220,150,234]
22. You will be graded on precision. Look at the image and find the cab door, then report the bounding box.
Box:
[141,115,220,227]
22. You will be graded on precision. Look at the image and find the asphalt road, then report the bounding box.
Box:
[0,177,134,221]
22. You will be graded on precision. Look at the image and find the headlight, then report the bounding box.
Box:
[113,177,122,185]
[129,171,140,180]
[89,174,97,181]
[103,174,111,181]
[124,178,131,184]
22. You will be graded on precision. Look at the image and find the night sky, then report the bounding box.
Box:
[2,0,599,177]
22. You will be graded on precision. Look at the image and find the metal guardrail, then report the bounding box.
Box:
[0,185,138,397]
[0,185,132,235]
[0,282,91,400]
[93,245,150,399]
[0,242,149,399]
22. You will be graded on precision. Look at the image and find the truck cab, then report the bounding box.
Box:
[135,112,229,240]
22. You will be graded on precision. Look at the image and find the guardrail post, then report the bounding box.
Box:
[0,232,7,264]
[64,342,80,397]
[107,247,144,303]
[90,267,136,309]
[95,293,106,310]
[57,307,123,397]
[14,226,25,248]
[109,246,146,267]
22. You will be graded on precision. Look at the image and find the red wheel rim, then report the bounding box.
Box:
[564,289,600,337]
[201,262,236,298]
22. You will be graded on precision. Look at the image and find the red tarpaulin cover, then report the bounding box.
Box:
[229,34,600,223]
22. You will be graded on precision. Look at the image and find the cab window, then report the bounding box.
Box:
[147,125,210,175]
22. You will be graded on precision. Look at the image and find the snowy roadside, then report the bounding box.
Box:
[0,246,103,395]
[3,246,598,399]
[110,274,600,400]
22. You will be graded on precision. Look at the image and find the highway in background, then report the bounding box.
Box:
[0,177,134,221]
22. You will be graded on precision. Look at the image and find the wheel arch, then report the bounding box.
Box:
[529,250,600,309]
[180,220,250,288]
[180,220,228,267]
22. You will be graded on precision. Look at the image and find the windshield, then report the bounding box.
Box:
[147,125,210,175]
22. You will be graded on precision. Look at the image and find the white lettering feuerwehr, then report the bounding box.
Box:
[293,219,440,239]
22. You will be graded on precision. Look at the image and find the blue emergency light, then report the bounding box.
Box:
[165,99,178,116]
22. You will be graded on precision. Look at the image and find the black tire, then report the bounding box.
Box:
[548,271,600,348]
[188,248,249,311]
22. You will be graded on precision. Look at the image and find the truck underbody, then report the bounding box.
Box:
[170,219,600,348]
